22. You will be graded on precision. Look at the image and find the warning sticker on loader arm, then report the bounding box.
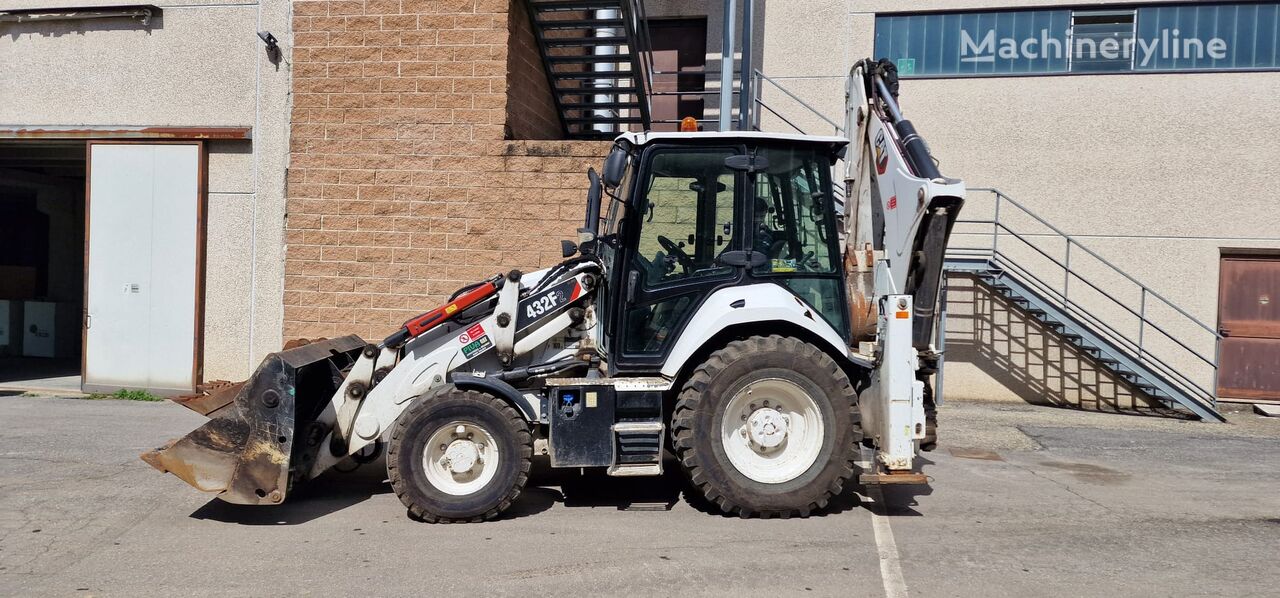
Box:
[458,323,492,359]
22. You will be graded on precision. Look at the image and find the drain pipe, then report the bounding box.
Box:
[737,0,753,131]
[717,0,735,132]
[593,8,620,135]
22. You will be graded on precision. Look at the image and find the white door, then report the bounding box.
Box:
[85,143,201,393]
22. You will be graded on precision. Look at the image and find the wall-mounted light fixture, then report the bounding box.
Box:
[257,30,281,65]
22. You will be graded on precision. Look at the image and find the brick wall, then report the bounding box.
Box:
[286,0,608,341]
[505,0,561,139]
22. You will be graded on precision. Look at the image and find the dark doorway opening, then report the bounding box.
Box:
[0,141,86,392]
[646,17,708,132]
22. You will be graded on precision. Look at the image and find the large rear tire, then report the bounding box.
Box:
[387,388,532,523]
[672,335,860,518]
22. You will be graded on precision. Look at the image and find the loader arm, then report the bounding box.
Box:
[844,58,965,480]
[144,260,602,505]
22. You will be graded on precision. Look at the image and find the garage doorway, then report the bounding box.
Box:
[0,141,86,393]
[1217,252,1280,403]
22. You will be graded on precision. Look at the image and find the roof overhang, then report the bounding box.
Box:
[0,125,252,140]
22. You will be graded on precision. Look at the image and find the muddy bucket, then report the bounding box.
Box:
[141,335,366,505]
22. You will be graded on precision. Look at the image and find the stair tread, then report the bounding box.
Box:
[551,71,635,80]
[548,54,634,63]
[544,36,629,46]
[536,18,625,29]
[565,116,644,122]
[531,0,624,10]
[556,86,638,94]
[562,102,642,110]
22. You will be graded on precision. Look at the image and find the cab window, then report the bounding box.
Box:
[749,147,847,335]
[751,148,838,275]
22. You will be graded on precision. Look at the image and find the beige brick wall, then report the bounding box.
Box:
[505,0,561,139]
[286,0,606,341]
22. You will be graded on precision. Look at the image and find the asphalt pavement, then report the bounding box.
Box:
[1,394,1277,597]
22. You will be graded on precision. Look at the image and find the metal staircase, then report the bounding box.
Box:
[944,189,1225,421]
[525,0,652,139]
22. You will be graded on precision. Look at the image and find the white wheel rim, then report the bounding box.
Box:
[423,421,499,496]
[721,378,824,484]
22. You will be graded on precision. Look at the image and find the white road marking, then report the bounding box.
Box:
[859,458,910,598]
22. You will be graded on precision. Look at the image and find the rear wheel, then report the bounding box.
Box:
[387,388,532,523]
[672,335,860,518]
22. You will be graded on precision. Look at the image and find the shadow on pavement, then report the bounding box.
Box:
[189,468,391,525]
[488,486,561,520]
[860,454,936,517]
[187,452,936,523]
[534,456,877,518]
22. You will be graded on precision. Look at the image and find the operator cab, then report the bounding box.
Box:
[584,132,850,374]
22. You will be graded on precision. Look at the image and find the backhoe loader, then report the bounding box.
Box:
[143,59,965,521]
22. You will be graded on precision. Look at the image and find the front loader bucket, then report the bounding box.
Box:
[141,335,366,504]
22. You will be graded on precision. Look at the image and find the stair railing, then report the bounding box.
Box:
[749,70,843,137]
[949,188,1220,412]
[747,69,847,205]
[619,0,653,130]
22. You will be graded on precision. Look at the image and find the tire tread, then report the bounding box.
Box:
[672,335,861,518]
[387,389,532,523]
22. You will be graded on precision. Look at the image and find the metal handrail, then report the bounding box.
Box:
[957,221,1215,369]
[750,70,844,136]
[618,0,653,130]
[969,188,1218,337]
[627,0,655,93]
[953,188,1220,407]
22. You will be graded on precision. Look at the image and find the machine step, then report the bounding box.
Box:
[607,463,662,477]
[609,421,663,476]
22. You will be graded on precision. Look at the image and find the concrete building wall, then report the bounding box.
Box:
[0,0,293,381]
[754,0,1280,407]
[284,0,607,342]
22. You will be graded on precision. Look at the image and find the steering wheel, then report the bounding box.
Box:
[656,235,694,274]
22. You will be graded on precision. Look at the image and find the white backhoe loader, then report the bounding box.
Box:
[143,59,965,521]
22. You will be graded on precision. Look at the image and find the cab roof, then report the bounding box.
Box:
[615,130,849,151]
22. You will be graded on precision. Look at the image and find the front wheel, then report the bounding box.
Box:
[672,335,860,518]
[387,388,532,523]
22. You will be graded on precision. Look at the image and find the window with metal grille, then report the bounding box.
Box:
[1070,10,1136,72]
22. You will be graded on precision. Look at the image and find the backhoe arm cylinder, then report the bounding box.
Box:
[380,279,500,349]
[873,75,941,181]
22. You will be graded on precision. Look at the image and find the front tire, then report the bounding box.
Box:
[672,335,860,518]
[387,388,532,523]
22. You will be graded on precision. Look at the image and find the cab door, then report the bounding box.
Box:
[611,145,743,372]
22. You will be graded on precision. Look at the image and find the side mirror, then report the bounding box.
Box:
[602,146,628,188]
